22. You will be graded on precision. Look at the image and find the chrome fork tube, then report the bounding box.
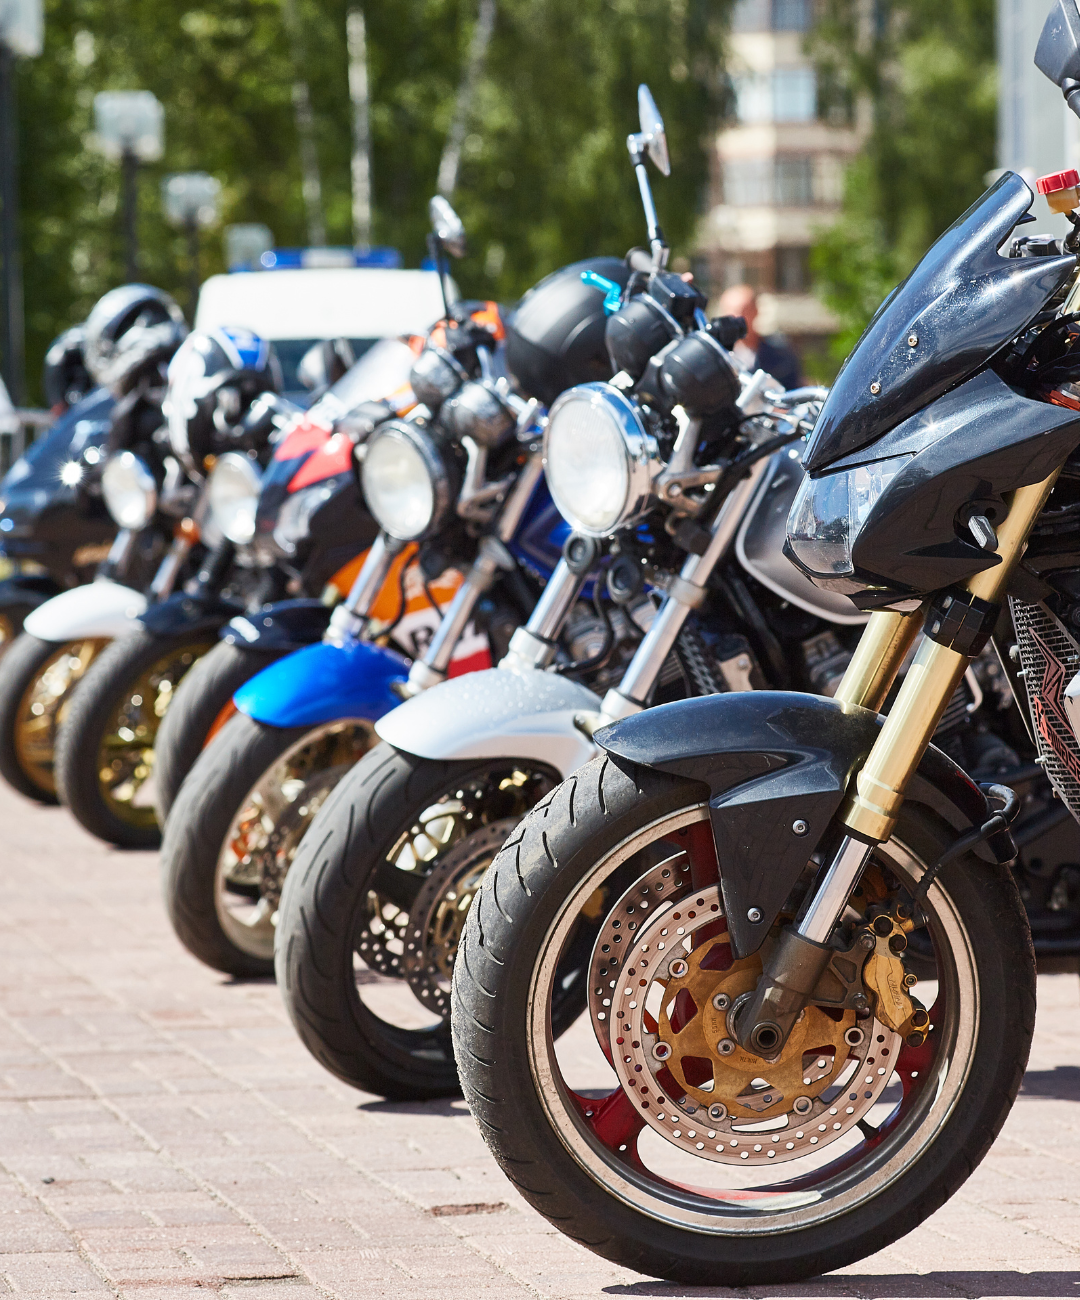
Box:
[326,533,405,644]
[600,456,772,720]
[405,454,545,692]
[149,534,193,600]
[98,528,135,581]
[500,558,587,672]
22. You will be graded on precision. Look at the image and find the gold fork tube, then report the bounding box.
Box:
[840,469,1062,843]
[833,607,924,713]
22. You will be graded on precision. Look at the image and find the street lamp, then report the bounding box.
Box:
[91,90,164,281]
[0,0,43,406]
[224,223,272,272]
[162,172,220,320]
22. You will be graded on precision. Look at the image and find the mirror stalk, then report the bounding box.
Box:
[627,137,669,270]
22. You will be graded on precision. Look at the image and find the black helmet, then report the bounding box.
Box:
[43,326,93,411]
[163,326,282,477]
[504,257,631,406]
[83,284,187,387]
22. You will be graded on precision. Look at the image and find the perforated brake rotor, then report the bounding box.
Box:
[592,877,901,1165]
[402,817,519,1017]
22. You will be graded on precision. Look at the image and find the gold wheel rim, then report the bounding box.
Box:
[14,638,109,796]
[95,641,213,828]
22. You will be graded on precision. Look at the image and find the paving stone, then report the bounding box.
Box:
[0,786,1077,1299]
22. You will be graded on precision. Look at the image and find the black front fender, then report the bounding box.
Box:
[218,598,331,652]
[139,592,244,638]
[594,691,1016,958]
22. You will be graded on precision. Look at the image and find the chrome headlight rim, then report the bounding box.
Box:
[543,382,660,538]
[361,420,455,542]
[207,451,263,545]
[101,451,158,530]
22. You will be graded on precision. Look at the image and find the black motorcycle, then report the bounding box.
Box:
[452,7,1080,1284]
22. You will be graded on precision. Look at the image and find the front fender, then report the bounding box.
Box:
[595,691,1017,959]
[220,598,331,653]
[22,579,146,641]
[139,592,244,638]
[375,666,601,775]
[233,637,410,728]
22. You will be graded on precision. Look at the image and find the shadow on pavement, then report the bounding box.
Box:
[1020,1065,1080,1100]
[604,1269,1080,1297]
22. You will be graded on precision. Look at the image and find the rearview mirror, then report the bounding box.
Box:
[637,85,670,176]
[428,195,467,258]
[1036,0,1080,114]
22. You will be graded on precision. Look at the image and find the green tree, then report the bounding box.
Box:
[12,0,727,403]
[809,0,997,362]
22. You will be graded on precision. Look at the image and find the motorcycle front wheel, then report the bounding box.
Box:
[55,629,214,847]
[0,632,108,802]
[275,743,563,1100]
[152,641,281,827]
[452,755,1036,1286]
[160,712,377,978]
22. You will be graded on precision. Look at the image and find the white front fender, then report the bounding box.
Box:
[22,580,147,642]
[374,666,602,777]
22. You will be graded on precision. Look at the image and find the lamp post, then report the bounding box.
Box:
[161,172,220,321]
[0,0,42,406]
[91,91,164,281]
[224,223,272,272]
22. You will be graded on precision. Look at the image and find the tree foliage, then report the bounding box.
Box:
[12,0,727,402]
[809,0,996,362]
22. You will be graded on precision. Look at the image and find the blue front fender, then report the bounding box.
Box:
[232,638,409,729]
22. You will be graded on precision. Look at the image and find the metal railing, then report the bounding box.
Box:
[0,409,54,476]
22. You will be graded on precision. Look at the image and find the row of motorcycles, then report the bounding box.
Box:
[7,14,1080,1276]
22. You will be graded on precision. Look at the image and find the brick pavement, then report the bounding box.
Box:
[0,782,1077,1300]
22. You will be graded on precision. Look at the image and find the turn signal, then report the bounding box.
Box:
[1036,169,1080,214]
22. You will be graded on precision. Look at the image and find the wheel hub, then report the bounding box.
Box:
[593,876,901,1165]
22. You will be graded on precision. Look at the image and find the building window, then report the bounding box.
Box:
[732,0,771,31]
[733,68,817,123]
[723,156,815,207]
[772,0,812,29]
[777,246,811,293]
[775,157,813,205]
[774,67,817,121]
[731,0,812,30]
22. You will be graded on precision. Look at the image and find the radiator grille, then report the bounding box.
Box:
[1010,598,1080,818]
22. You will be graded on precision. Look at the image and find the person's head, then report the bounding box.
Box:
[716,284,759,344]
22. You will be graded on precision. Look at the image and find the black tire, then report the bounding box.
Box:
[275,743,560,1101]
[154,641,282,828]
[161,712,312,978]
[55,629,215,848]
[452,755,1036,1286]
[0,632,106,803]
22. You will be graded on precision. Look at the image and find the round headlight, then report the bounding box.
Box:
[543,384,658,537]
[362,422,453,541]
[409,347,467,410]
[102,452,157,530]
[208,451,262,544]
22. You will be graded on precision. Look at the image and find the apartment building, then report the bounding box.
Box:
[698,0,861,359]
